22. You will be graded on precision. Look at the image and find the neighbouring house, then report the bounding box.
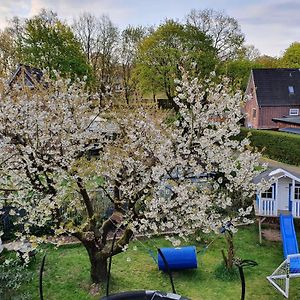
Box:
[244,68,300,129]
[8,64,43,89]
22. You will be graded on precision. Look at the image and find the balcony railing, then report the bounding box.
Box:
[259,199,276,216]
[292,200,300,218]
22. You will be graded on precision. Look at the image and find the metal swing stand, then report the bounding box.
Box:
[267,254,300,298]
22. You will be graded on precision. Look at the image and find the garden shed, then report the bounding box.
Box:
[254,167,300,243]
[254,168,300,218]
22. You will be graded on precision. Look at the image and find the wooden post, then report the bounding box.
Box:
[258,217,266,245]
[258,218,262,245]
[258,192,261,215]
[292,179,295,216]
[275,180,278,216]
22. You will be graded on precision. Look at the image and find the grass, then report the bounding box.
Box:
[19,225,300,299]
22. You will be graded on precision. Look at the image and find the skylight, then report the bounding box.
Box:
[288,86,295,95]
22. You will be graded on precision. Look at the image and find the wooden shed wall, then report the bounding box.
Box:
[259,106,300,129]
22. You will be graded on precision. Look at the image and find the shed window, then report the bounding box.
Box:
[261,186,274,199]
[295,187,300,200]
[289,108,299,116]
[288,86,295,95]
[252,108,256,118]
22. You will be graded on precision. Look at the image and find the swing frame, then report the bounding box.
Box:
[267,253,300,298]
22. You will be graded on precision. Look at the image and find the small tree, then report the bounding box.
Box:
[0,255,33,299]
[119,25,147,105]
[186,8,245,60]
[0,29,18,77]
[280,42,300,68]
[18,9,91,80]
[219,59,262,91]
[73,13,119,95]
[134,20,217,101]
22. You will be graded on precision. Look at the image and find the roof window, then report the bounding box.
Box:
[288,86,295,95]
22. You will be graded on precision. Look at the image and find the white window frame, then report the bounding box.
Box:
[294,186,300,200]
[261,186,274,200]
[289,108,299,116]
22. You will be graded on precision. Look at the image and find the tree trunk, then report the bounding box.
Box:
[90,255,108,284]
[84,244,109,284]
[226,232,234,269]
[125,88,130,106]
[152,92,156,102]
[222,231,235,270]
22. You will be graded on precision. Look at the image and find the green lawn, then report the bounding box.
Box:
[20,225,300,299]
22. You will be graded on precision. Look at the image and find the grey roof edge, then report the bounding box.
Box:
[254,167,300,184]
[272,117,300,125]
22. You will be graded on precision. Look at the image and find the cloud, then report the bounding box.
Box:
[229,0,300,56]
[238,1,300,27]
[30,0,50,16]
[28,0,133,27]
[0,0,134,28]
[0,0,30,28]
[0,0,297,56]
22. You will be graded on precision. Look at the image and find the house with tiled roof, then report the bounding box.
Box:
[244,68,300,130]
[9,64,43,89]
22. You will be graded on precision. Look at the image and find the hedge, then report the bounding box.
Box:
[238,128,300,166]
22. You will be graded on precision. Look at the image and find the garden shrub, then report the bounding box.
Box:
[238,128,300,165]
[0,254,33,299]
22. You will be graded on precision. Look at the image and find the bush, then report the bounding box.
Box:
[238,128,300,165]
[214,262,239,281]
[0,255,33,299]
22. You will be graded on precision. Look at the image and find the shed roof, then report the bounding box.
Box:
[272,116,300,125]
[252,68,300,107]
[9,64,43,86]
[278,128,300,135]
[23,65,43,82]
[254,167,300,184]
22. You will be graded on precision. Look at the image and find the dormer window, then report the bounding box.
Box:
[288,86,295,95]
[289,108,299,116]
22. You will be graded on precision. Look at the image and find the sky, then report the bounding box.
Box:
[0,0,298,57]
